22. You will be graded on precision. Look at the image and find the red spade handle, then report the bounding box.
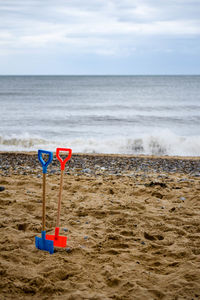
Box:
[56,148,72,170]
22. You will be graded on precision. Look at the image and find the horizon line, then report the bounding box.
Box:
[0,74,200,76]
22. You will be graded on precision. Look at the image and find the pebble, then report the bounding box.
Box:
[157,174,168,178]
[0,186,5,192]
[80,245,86,249]
[192,173,200,177]
[63,228,68,232]
[170,207,176,212]
[180,197,186,201]
[50,170,56,174]
[0,153,200,177]
[84,236,88,240]
[141,241,145,245]
[66,247,71,253]
[82,168,91,174]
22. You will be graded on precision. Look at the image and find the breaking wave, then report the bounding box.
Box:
[1,130,200,156]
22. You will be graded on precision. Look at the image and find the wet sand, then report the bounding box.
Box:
[0,152,200,300]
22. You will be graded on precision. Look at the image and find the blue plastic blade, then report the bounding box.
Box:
[38,150,53,174]
[35,231,54,254]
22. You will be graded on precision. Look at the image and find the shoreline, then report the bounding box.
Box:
[1,150,200,159]
[0,151,200,177]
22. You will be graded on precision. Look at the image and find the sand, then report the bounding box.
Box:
[0,152,200,300]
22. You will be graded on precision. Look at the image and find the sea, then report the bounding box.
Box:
[0,75,200,156]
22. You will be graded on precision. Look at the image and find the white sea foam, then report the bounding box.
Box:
[1,129,200,156]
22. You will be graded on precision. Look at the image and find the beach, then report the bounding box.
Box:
[0,152,200,299]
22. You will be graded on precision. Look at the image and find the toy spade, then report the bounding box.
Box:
[46,148,72,248]
[35,150,54,254]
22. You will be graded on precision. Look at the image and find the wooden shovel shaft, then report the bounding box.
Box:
[42,173,46,231]
[56,169,64,227]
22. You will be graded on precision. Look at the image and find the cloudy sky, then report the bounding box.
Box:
[0,0,200,75]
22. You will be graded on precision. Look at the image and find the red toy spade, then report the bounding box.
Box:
[46,148,72,247]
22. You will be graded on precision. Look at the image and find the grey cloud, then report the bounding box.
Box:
[0,0,199,57]
[1,0,200,28]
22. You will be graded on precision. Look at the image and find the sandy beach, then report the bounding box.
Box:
[0,152,200,300]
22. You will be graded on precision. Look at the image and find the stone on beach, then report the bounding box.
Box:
[0,186,5,192]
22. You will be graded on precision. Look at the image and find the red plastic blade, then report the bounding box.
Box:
[46,227,67,248]
[56,148,72,171]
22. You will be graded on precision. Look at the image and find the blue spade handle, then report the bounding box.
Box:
[38,150,53,174]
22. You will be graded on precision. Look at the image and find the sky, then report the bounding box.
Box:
[0,0,200,75]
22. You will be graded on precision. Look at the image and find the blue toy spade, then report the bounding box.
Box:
[35,150,54,254]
